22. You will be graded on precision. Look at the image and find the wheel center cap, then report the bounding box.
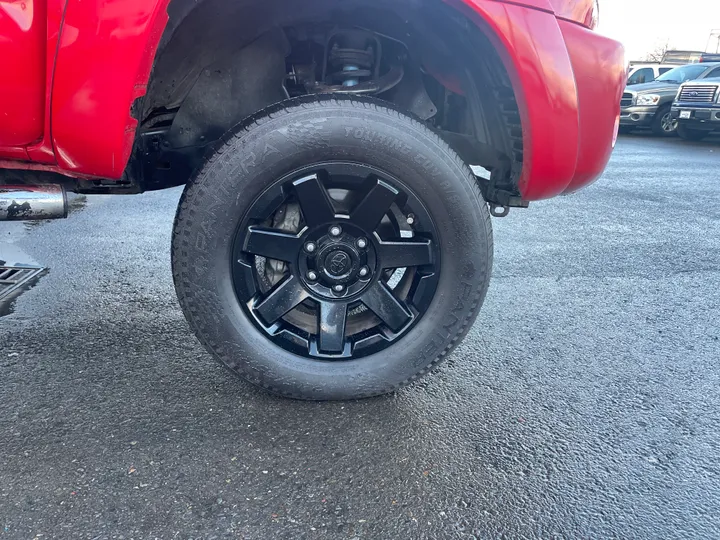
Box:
[325,250,351,277]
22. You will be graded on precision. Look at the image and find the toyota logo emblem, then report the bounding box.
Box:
[690,91,699,97]
[328,252,350,275]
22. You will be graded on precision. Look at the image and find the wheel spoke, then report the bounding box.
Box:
[361,282,412,332]
[318,301,348,354]
[378,239,433,269]
[293,174,336,227]
[350,179,399,232]
[244,227,302,262]
[255,275,309,325]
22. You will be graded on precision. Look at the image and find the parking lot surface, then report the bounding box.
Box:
[1,134,719,539]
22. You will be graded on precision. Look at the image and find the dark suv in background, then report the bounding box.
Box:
[620,63,720,136]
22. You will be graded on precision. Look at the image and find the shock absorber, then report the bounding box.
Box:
[326,29,378,88]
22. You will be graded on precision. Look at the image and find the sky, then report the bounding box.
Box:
[598,0,720,61]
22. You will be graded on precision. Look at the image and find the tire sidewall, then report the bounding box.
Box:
[172,100,492,399]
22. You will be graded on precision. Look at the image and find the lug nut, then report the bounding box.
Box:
[307,271,318,281]
[356,238,368,249]
[329,225,342,237]
[333,284,345,292]
[304,242,316,253]
[359,266,370,277]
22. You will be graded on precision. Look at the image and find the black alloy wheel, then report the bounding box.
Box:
[233,162,440,359]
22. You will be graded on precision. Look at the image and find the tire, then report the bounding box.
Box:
[651,105,678,137]
[618,126,634,135]
[677,124,709,141]
[172,96,493,400]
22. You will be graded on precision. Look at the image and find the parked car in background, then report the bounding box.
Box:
[671,77,720,140]
[627,63,675,85]
[620,63,720,136]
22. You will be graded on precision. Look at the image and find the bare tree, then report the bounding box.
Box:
[643,40,670,62]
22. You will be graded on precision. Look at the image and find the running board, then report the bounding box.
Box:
[0,265,47,303]
[0,184,68,221]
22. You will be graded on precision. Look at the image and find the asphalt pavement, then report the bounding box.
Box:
[1,133,720,539]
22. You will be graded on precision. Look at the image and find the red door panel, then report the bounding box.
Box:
[0,0,46,147]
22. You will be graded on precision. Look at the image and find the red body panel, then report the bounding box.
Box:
[549,0,596,26]
[454,0,622,198]
[0,0,46,147]
[559,19,625,193]
[50,0,169,177]
[501,0,596,27]
[0,0,623,201]
[26,0,69,164]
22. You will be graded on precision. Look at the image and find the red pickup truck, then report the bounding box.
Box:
[1,0,624,400]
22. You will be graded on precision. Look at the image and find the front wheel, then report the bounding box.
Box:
[651,106,678,137]
[171,97,493,400]
[677,124,709,141]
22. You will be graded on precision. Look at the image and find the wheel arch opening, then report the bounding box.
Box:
[131,0,524,205]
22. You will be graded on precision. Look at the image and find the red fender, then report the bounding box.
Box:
[452,0,622,199]
[451,0,580,199]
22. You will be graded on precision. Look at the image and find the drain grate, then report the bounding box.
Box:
[0,265,47,302]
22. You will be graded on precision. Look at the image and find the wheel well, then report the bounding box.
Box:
[130,0,524,206]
